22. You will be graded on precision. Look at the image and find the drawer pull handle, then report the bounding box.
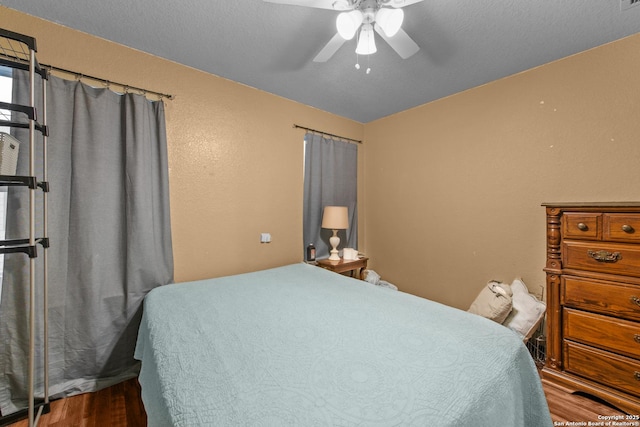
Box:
[636,372,640,381]
[577,222,588,231]
[622,224,635,233]
[635,334,640,344]
[587,250,622,263]
[632,296,640,307]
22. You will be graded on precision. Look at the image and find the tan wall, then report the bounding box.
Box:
[364,34,640,309]
[0,7,364,282]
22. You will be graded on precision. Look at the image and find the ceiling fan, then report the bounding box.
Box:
[264,0,424,63]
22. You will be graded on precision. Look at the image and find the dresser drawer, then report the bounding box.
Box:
[563,276,640,321]
[605,214,640,243]
[564,308,640,359]
[563,213,601,240]
[564,341,640,397]
[563,240,640,277]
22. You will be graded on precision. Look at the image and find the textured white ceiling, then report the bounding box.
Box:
[3,0,640,122]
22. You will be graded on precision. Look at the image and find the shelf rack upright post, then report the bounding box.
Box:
[0,28,50,427]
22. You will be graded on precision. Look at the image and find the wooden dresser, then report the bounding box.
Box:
[542,203,640,413]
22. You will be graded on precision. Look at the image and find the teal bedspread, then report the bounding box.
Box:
[135,263,552,426]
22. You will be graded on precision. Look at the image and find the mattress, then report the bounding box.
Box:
[134,263,552,426]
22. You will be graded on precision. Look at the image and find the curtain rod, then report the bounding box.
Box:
[293,124,362,144]
[42,63,174,100]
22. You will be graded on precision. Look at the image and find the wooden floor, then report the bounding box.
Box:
[5,379,146,427]
[4,377,627,426]
[543,381,628,424]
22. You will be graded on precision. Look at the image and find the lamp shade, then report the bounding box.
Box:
[321,206,349,229]
[376,8,404,37]
[355,24,377,55]
[336,10,363,40]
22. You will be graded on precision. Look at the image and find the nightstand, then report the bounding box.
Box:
[316,257,369,280]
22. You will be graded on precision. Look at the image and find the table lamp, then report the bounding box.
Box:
[321,206,349,261]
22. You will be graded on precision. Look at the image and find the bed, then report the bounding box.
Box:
[134,263,553,426]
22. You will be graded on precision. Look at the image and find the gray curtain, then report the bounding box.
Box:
[0,72,173,414]
[303,133,358,260]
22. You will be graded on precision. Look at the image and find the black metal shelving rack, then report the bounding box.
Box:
[0,28,50,427]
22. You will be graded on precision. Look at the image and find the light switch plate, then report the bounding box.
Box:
[260,233,271,243]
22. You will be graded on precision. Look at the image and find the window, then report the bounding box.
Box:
[302,133,358,260]
[0,66,13,302]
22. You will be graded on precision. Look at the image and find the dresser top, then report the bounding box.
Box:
[542,202,640,208]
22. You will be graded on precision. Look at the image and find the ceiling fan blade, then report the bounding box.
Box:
[374,25,419,59]
[313,33,347,62]
[387,0,425,8]
[263,0,346,10]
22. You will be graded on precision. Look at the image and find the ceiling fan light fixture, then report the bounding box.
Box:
[376,7,404,37]
[336,10,363,40]
[355,24,377,55]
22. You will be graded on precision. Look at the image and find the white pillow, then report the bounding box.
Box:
[502,278,546,341]
[468,281,513,324]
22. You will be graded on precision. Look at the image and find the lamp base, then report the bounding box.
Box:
[328,230,341,261]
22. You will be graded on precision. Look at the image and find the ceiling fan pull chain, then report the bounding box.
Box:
[355,30,361,69]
